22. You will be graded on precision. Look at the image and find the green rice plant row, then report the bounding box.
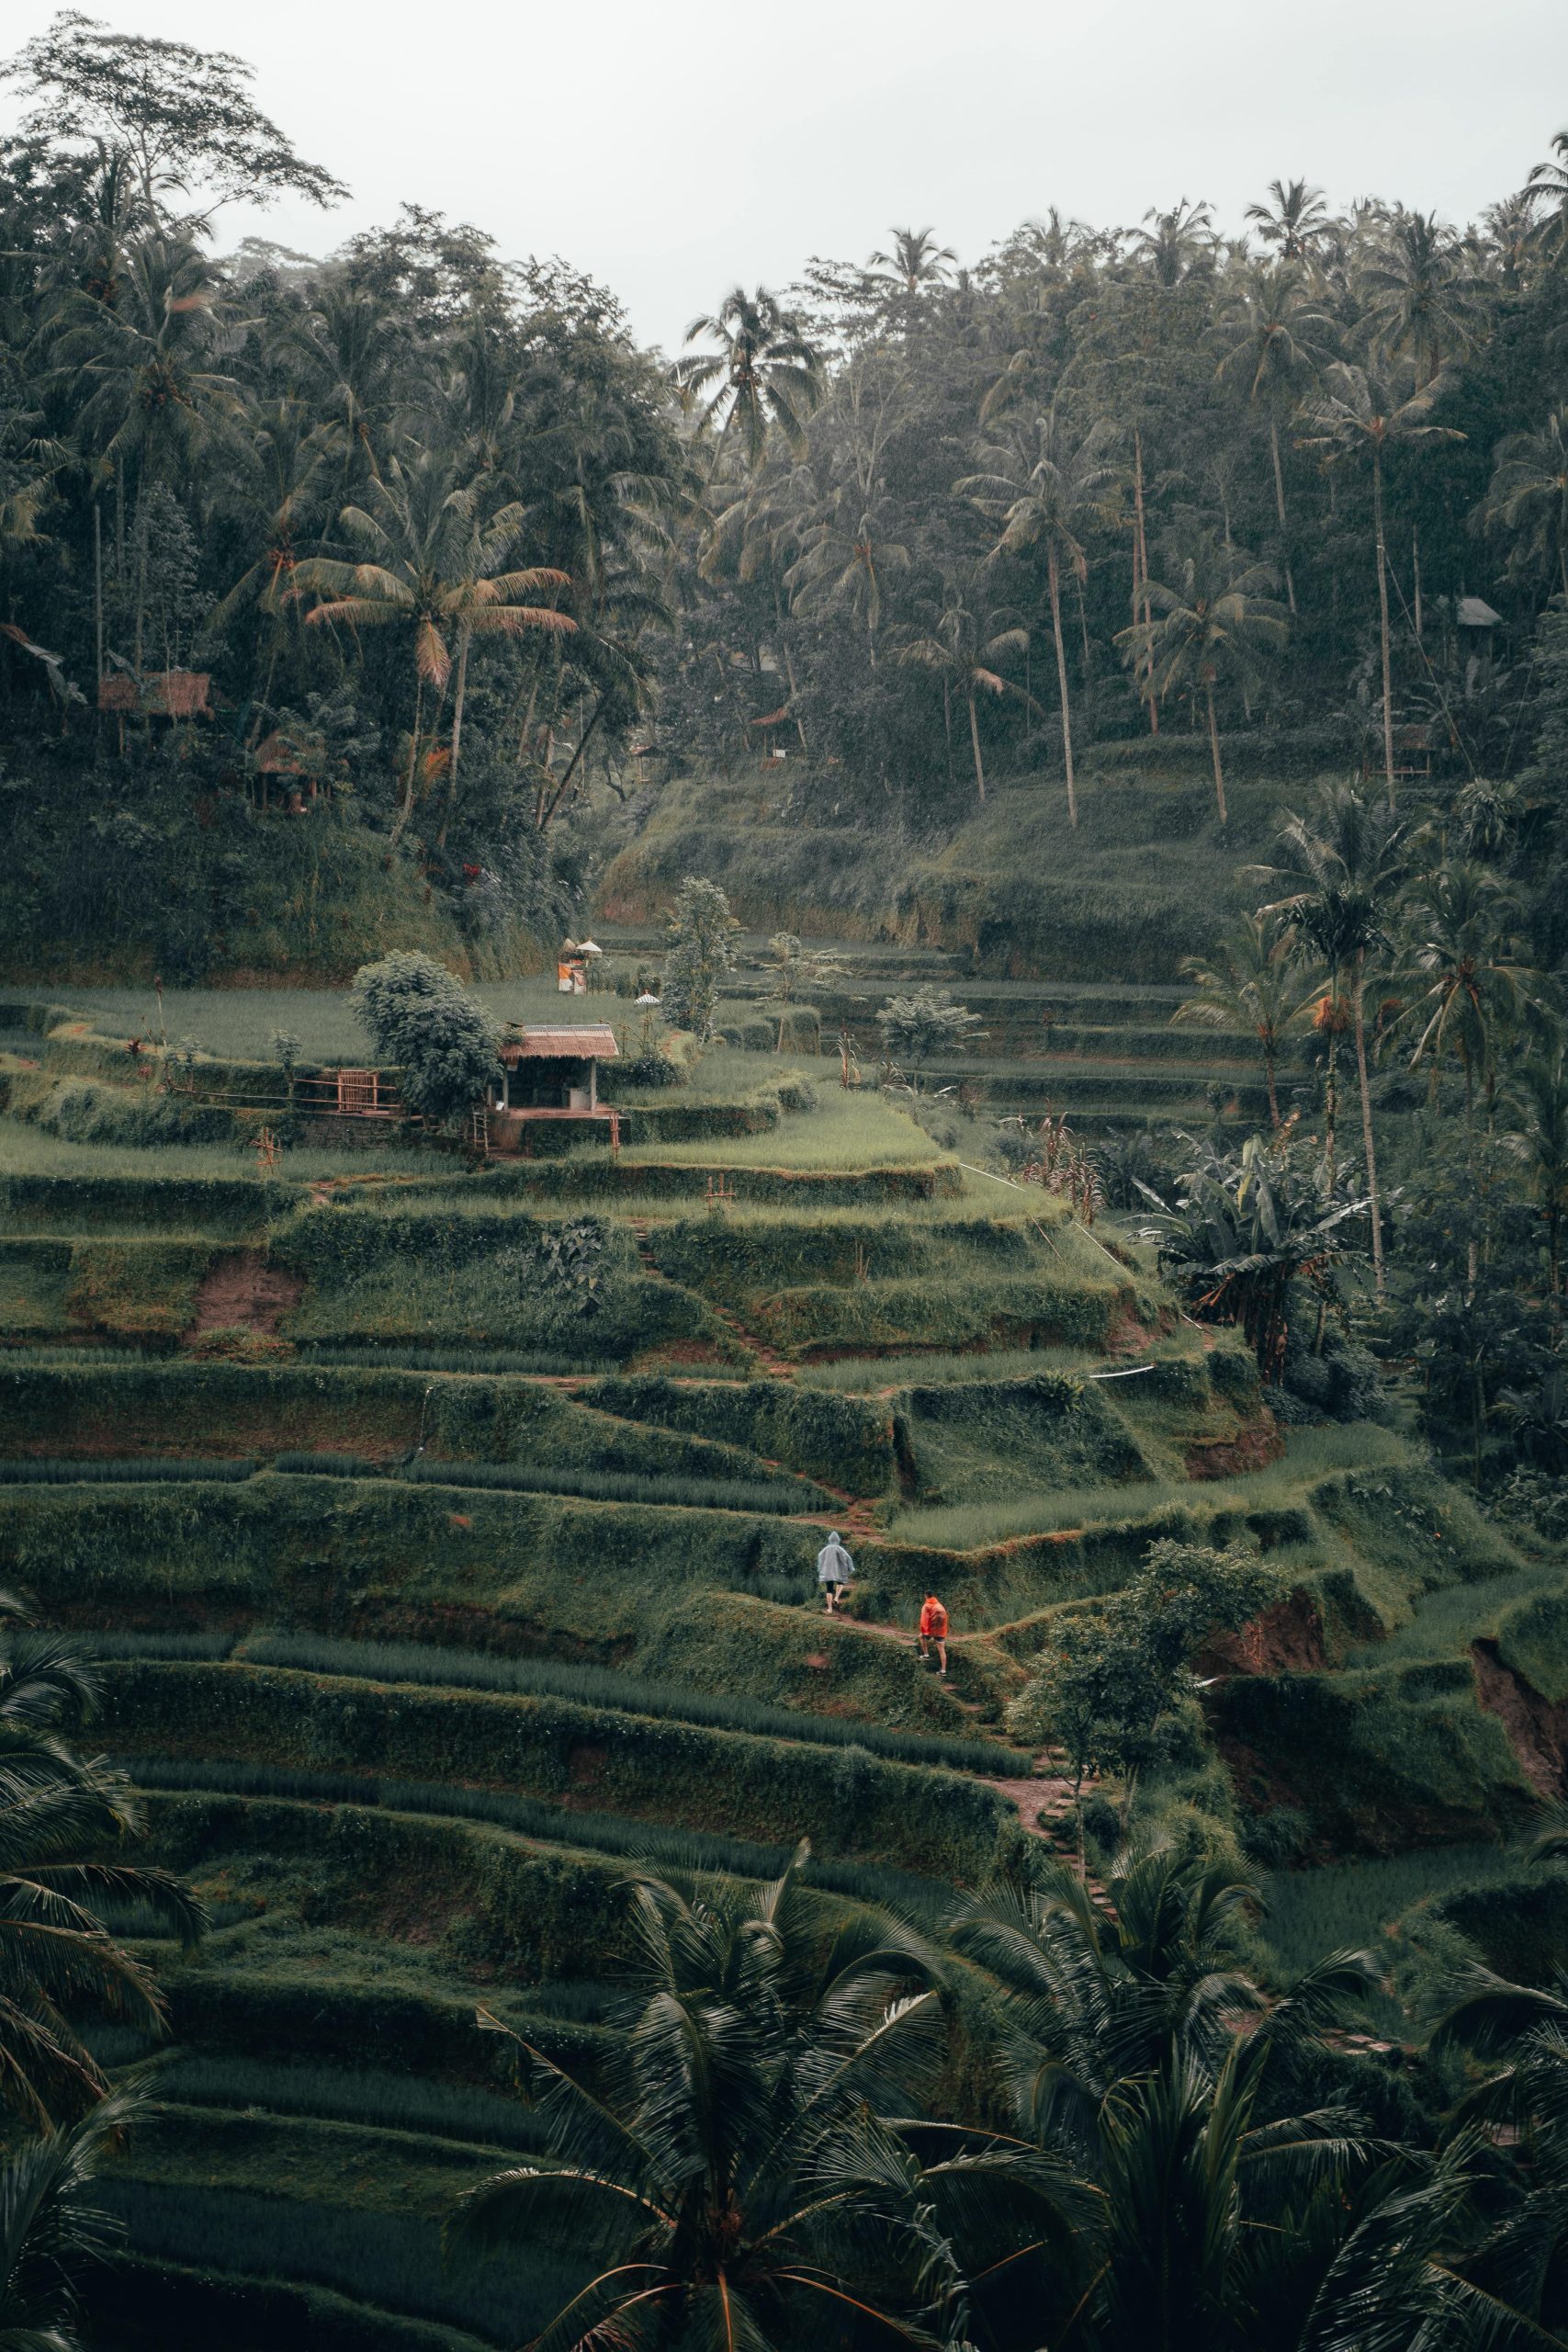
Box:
[233,1628,1032,1773]
[105,1660,1017,1878]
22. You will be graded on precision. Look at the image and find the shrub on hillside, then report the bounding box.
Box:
[350,952,501,1126]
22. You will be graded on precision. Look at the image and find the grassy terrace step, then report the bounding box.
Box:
[95,1626,1029,1774]
[95,2252,495,2352]
[101,1657,1019,1874]
[98,2174,556,2347]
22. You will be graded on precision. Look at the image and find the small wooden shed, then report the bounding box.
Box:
[495,1023,619,1113]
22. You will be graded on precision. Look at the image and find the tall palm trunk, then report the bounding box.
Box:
[439,627,471,847]
[1351,947,1384,1301]
[1262,1034,1280,1127]
[1268,414,1297,614]
[92,498,105,692]
[1372,452,1395,813]
[1203,680,1226,824]
[1046,545,1078,828]
[966,685,986,803]
[391,675,423,848]
[1133,429,1157,734]
[1323,961,1338,1184]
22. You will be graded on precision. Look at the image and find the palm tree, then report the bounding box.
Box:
[673,288,821,473]
[1244,178,1332,264]
[1115,546,1287,824]
[951,1836,1385,2351]
[895,580,1035,803]
[0,2086,144,2347]
[956,407,1124,826]
[1299,361,1463,810]
[52,234,239,671]
[868,226,956,294]
[1174,911,1319,1127]
[209,397,344,721]
[1523,130,1568,256]
[1130,198,1216,288]
[454,1851,1048,2352]
[1396,863,1540,1140]
[0,1618,203,2124]
[784,484,911,666]
[1213,263,1337,612]
[1504,1046,1568,1301]
[1357,209,1489,387]
[289,280,400,483]
[1480,406,1568,599]
[1257,785,1408,1296]
[291,451,575,844]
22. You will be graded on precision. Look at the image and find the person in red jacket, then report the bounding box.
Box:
[918,1592,948,1678]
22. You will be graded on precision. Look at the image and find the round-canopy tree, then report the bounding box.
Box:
[351,950,501,1127]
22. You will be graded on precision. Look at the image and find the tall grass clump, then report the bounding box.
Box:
[266,1454,829,1514]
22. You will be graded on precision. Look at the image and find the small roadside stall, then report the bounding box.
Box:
[485,1023,622,1152]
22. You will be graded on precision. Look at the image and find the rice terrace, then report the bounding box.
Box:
[2,7,1568,2347]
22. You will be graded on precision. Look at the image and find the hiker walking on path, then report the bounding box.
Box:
[919,1591,948,1678]
[817,1530,854,1614]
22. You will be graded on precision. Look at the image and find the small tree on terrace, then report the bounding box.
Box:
[351,950,501,1127]
[660,876,738,1043]
[875,985,984,1089]
[1008,1540,1279,1859]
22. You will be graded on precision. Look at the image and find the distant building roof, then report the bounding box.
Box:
[1456,596,1502,628]
[499,1024,619,1063]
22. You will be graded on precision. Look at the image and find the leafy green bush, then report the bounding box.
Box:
[350,952,501,1125]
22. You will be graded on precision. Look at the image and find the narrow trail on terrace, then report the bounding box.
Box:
[626,1216,797,1377]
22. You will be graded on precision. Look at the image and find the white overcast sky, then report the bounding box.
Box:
[5,0,1566,354]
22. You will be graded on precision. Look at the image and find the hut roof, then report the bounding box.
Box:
[1456,596,1503,628]
[499,1024,619,1064]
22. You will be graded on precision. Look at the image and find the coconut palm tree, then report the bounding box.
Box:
[455,1851,1061,2352]
[1480,406,1568,599]
[956,407,1125,826]
[0,2085,144,2347]
[290,450,574,844]
[1244,178,1333,265]
[1115,546,1287,824]
[1396,862,1540,1139]
[1130,198,1217,288]
[868,225,957,294]
[1174,911,1319,1127]
[1213,263,1337,611]
[673,288,821,473]
[209,397,344,720]
[1523,130,1568,256]
[784,484,910,665]
[51,233,240,670]
[1357,209,1489,388]
[0,1618,204,2124]
[950,1836,1398,2352]
[1257,785,1408,1295]
[895,580,1035,803]
[1299,362,1463,810]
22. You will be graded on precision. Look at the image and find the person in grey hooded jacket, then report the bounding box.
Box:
[816,1530,854,1613]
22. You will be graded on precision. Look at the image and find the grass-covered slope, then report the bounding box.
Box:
[1,993,1563,2341]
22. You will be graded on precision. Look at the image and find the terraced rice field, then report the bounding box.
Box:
[1,987,1560,2347]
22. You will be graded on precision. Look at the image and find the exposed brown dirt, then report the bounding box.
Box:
[1185,1415,1285,1481]
[183,1251,303,1340]
[1472,1641,1568,1799]
[1198,1590,1326,1679]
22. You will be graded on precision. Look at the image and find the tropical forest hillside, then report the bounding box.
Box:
[1,15,1568,2352]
